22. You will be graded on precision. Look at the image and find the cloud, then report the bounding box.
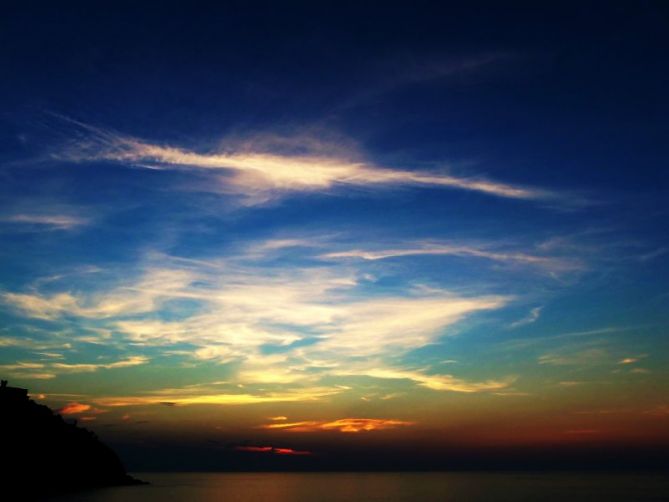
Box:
[0,361,57,380]
[37,352,65,359]
[51,356,149,373]
[322,244,580,274]
[1,268,197,320]
[4,258,507,357]
[498,326,638,353]
[0,356,147,380]
[558,381,583,387]
[2,243,515,397]
[637,247,668,262]
[260,417,414,433]
[0,362,45,370]
[93,386,341,407]
[538,348,609,366]
[0,213,89,230]
[58,402,91,415]
[235,445,311,455]
[1,292,82,320]
[348,368,515,393]
[15,373,56,380]
[55,120,553,203]
[509,306,543,328]
[315,295,508,357]
[618,355,646,365]
[337,52,519,112]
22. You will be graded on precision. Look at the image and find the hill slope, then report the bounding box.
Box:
[0,381,144,497]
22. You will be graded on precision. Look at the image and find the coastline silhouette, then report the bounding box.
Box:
[0,380,145,498]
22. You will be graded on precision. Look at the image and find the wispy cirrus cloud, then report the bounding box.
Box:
[53,118,554,203]
[538,348,609,366]
[322,243,582,274]
[336,52,519,111]
[509,306,543,329]
[0,213,90,230]
[0,361,56,380]
[1,252,508,359]
[0,356,148,380]
[52,356,149,373]
[345,367,516,393]
[1,246,513,397]
[94,386,341,407]
[1,268,196,320]
[0,230,589,396]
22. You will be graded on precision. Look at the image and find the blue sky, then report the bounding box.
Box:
[0,2,668,461]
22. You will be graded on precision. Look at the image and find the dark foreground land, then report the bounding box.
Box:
[0,381,144,498]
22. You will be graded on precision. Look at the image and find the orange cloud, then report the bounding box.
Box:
[235,445,311,455]
[261,417,414,433]
[58,402,91,415]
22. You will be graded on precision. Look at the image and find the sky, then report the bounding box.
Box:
[1,2,668,470]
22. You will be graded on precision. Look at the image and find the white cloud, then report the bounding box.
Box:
[322,243,581,274]
[52,356,149,373]
[2,268,198,320]
[1,231,531,398]
[315,295,507,357]
[509,306,543,328]
[1,292,81,320]
[0,361,46,370]
[56,121,554,203]
[343,367,515,393]
[2,251,512,395]
[0,356,148,380]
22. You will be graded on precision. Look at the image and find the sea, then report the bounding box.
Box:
[48,472,669,501]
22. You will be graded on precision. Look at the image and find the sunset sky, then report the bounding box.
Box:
[1,2,668,469]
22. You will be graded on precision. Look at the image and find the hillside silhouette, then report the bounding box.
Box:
[0,380,144,497]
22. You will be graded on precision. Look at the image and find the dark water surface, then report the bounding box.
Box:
[49,472,669,501]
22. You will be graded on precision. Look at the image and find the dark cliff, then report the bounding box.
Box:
[0,380,144,497]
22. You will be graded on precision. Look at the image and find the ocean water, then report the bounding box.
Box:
[49,472,669,501]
